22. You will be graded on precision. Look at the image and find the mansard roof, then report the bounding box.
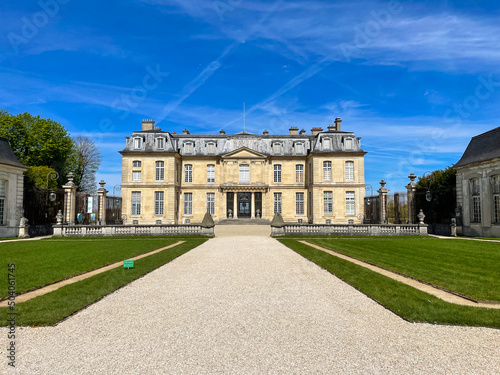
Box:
[0,138,27,169]
[454,126,500,168]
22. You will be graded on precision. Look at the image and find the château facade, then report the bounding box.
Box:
[120,118,366,225]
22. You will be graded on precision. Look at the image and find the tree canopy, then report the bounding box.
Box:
[67,136,102,192]
[416,167,456,224]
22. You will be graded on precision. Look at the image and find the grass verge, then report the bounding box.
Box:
[0,238,206,326]
[279,239,500,329]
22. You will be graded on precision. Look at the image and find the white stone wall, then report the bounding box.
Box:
[0,164,26,238]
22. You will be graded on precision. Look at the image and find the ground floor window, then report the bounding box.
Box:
[296,192,304,215]
[0,180,5,224]
[184,193,193,215]
[346,191,355,215]
[154,191,164,215]
[207,193,215,215]
[472,196,481,223]
[494,195,499,223]
[131,191,141,216]
[324,191,333,214]
[274,192,282,214]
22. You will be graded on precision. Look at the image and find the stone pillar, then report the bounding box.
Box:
[233,193,238,219]
[406,173,417,224]
[394,193,400,224]
[97,180,108,225]
[377,180,388,224]
[62,173,78,225]
[251,192,255,219]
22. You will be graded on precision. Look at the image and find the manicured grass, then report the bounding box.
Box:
[297,237,500,302]
[0,237,203,299]
[280,239,500,329]
[0,239,206,326]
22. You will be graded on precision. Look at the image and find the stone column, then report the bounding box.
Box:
[97,180,108,225]
[406,173,417,224]
[233,192,238,219]
[251,192,255,219]
[393,193,400,224]
[377,179,388,224]
[62,172,78,225]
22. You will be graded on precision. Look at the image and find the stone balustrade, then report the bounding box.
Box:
[272,223,428,237]
[53,224,214,237]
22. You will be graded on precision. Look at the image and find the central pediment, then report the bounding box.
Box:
[221,147,266,159]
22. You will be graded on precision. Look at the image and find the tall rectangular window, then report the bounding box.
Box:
[274,164,282,183]
[207,164,215,183]
[296,164,304,183]
[184,142,193,154]
[131,191,141,216]
[323,138,331,150]
[324,191,333,214]
[184,193,193,215]
[345,161,354,182]
[156,137,164,150]
[207,142,215,154]
[155,161,164,181]
[155,191,164,215]
[273,143,282,154]
[493,176,500,223]
[274,192,282,214]
[207,193,215,215]
[295,143,303,154]
[346,191,355,215]
[0,181,5,225]
[133,137,142,149]
[345,138,353,150]
[239,164,249,184]
[185,164,193,183]
[132,171,141,181]
[296,192,304,215]
[323,161,332,181]
[471,179,481,223]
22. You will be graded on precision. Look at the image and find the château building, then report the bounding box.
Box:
[120,118,366,225]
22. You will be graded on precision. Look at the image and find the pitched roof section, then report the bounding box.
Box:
[0,138,27,169]
[454,126,500,168]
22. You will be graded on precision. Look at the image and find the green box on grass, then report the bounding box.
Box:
[123,260,134,269]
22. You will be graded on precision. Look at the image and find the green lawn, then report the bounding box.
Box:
[0,239,206,326]
[295,237,500,302]
[280,239,500,329]
[0,236,203,299]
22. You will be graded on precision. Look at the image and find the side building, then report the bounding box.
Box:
[119,118,366,225]
[454,126,500,238]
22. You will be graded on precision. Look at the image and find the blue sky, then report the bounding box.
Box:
[1,0,499,194]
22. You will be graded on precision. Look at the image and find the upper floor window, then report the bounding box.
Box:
[184,142,194,154]
[207,164,215,183]
[132,171,141,181]
[239,164,249,184]
[273,142,282,155]
[345,161,354,182]
[295,142,304,154]
[345,138,353,150]
[155,161,164,181]
[132,160,141,168]
[470,178,481,223]
[323,138,331,150]
[274,164,282,183]
[133,137,143,150]
[296,164,304,183]
[207,142,216,154]
[323,161,332,181]
[185,164,193,183]
[156,137,165,150]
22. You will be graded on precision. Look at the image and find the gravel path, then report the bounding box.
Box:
[2,227,499,374]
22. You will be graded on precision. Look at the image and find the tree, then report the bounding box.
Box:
[68,136,102,193]
[416,167,456,224]
[0,111,73,183]
[25,166,59,190]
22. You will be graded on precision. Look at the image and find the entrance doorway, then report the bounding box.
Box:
[237,192,251,218]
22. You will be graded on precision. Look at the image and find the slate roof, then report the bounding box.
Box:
[0,138,27,169]
[454,126,500,168]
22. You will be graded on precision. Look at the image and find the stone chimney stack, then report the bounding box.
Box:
[219,129,226,134]
[263,130,269,135]
[334,117,342,131]
[311,127,323,136]
[141,119,155,131]
[183,129,190,135]
[299,129,306,135]
[289,126,299,135]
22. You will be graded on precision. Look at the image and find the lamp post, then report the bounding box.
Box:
[422,171,433,202]
[46,171,59,206]
[365,184,373,205]
[113,185,121,197]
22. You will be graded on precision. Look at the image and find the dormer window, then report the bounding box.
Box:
[207,142,216,154]
[323,138,331,150]
[273,142,282,154]
[345,138,353,150]
[156,137,165,150]
[294,142,304,154]
[133,137,143,150]
[184,142,194,154]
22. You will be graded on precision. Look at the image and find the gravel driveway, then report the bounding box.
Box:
[2,227,499,374]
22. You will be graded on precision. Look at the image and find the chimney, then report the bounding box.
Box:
[334,117,342,131]
[219,129,226,135]
[183,129,190,135]
[327,124,335,131]
[141,119,155,131]
[299,129,306,135]
[311,127,323,136]
[289,126,299,135]
[263,130,269,135]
